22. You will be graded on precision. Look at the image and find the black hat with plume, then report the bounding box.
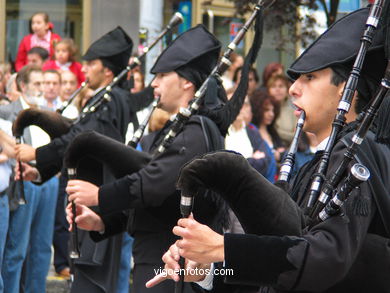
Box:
[83,26,133,75]
[150,24,221,89]
[287,7,386,103]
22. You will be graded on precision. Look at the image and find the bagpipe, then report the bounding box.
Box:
[63,0,267,191]
[153,0,265,157]
[305,0,386,216]
[63,12,184,260]
[10,12,182,226]
[11,107,74,205]
[63,0,265,269]
[274,111,305,189]
[11,81,88,204]
[177,0,390,238]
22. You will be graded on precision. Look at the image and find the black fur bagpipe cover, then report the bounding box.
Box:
[12,108,73,139]
[64,130,151,185]
[177,151,304,237]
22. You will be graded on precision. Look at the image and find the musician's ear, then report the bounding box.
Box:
[182,79,194,91]
[337,81,346,98]
[103,67,114,79]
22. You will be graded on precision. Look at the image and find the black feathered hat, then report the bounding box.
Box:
[287,7,386,101]
[83,26,133,75]
[150,24,221,89]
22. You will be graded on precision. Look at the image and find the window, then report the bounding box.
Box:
[6,0,82,65]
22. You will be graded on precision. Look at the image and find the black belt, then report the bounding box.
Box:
[0,189,7,197]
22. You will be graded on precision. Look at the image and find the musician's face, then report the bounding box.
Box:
[82,59,110,90]
[289,68,343,142]
[152,72,192,114]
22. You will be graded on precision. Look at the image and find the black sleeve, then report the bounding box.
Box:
[89,210,129,242]
[36,122,85,182]
[98,120,208,215]
[35,113,108,182]
[220,141,377,291]
[35,90,127,183]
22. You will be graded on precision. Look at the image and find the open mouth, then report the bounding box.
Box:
[291,103,302,111]
[292,103,304,117]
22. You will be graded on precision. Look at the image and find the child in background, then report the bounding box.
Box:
[15,12,61,71]
[26,47,49,68]
[43,39,85,86]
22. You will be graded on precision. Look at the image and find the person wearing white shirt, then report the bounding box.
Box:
[0,65,58,293]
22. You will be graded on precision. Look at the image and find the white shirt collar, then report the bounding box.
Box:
[316,137,329,151]
[55,60,72,71]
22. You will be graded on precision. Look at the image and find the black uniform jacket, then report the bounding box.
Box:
[90,115,226,265]
[205,130,390,293]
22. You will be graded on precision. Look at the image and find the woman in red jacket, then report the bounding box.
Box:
[15,12,61,71]
[43,38,85,86]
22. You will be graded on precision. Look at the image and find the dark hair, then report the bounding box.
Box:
[233,66,259,83]
[250,89,280,127]
[262,62,284,86]
[27,46,49,61]
[132,68,145,91]
[54,38,78,62]
[29,12,51,34]
[16,65,42,91]
[250,89,284,148]
[330,67,367,114]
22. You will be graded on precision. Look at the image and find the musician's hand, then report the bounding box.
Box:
[173,215,225,264]
[66,203,105,232]
[15,144,36,162]
[66,180,99,206]
[146,243,210,288]
[15,162,39,181]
